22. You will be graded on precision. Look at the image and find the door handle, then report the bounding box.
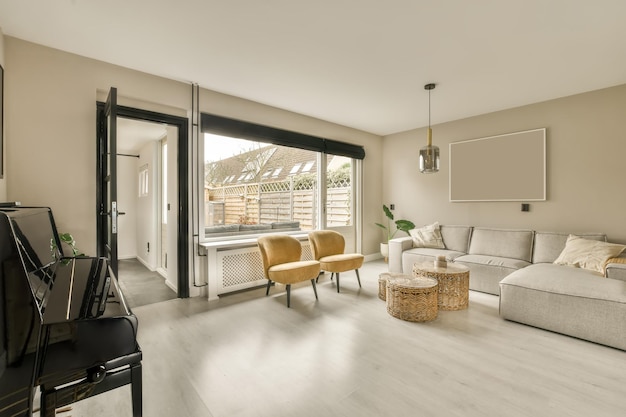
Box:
[112,201,118,234]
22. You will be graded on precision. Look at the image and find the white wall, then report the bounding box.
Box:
[136,141,158,269]
[117,154,138,259]
[3,37,384,297]
[165,126,177,291]
[383,84,626,244]
[0,28,5,201]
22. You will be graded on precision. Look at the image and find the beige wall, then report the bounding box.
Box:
[383,84,626,244]
[4,37,383,258]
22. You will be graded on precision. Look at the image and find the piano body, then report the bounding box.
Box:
[0,206,142,416]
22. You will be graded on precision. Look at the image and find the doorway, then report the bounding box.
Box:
[116,118,177,307]
[96,100,189,299]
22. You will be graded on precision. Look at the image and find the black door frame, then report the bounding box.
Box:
[96,102,190,298]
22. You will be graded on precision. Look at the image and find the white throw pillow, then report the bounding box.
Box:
[554,235,626,275]
[410,222,445,249]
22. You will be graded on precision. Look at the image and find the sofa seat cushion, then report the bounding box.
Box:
[501,263,624,300]
[454,254,531,272]
[454,254,531,295]
[500,263,626,350]
[401,248,466,274]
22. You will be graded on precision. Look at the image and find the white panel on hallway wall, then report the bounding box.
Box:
[117,155,138,259]
[449,128,546,202]
[136,141,158,270]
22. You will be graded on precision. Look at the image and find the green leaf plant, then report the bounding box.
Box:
[58,233,85,257]
[375,204,415,242]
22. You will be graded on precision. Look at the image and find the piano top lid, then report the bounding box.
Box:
[1,207,131,324]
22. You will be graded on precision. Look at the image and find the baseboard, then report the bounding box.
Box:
[156,267,167,279]
[364,253,385,263]
[164,278,177,293]
[136,256,156,272]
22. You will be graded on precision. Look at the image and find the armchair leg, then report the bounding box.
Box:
[266,280,272,296]
[336,273,341,293]
[286,284,291,308]
[355,269,362,288]
[311,279,318,300]
[315,272,322,283]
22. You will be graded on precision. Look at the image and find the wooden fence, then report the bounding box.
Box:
[205,180,351,230]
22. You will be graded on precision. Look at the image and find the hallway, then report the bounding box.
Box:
[117,258,177,308]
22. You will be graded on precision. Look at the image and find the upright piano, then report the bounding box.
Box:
[0,206,142,417]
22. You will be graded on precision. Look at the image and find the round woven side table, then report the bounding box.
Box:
[412,262,470,311]
[385,275,438,322]
[378,272,411,301]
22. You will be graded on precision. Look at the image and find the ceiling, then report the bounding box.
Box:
[2,0,626,136]
[117,118,168,154]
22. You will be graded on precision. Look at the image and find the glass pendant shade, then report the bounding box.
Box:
[419,127,440,173]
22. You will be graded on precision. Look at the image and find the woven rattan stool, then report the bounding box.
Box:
[378,272,411,301]
[386,275,438,322]
[412,262,470,311]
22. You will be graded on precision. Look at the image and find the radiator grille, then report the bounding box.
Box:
[221,251,265,288]
[217,240,313,294]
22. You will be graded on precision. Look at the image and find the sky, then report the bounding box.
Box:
[204,133,267,163]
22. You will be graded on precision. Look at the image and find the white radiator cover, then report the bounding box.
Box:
[213,239,314,295]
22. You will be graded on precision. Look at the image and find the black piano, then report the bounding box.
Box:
[0,206,142,416]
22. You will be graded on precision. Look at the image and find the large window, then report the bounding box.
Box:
[201,114,364,240]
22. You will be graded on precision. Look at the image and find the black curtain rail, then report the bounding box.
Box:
[201,113,365,160]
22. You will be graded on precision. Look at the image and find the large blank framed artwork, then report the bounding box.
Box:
[449,128,546,202]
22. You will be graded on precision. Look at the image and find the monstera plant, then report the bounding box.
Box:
[375,204,415,260]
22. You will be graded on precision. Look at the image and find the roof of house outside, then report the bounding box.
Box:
[205,145,340,187]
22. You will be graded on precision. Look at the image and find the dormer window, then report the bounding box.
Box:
[290,163,302,174]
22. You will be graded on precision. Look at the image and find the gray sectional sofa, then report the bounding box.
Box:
[388,226,626,350]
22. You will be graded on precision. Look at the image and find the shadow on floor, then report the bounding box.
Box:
[117,258,177,308]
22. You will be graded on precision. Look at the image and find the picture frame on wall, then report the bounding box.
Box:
[0,64,3,178]
[449,128,546,202]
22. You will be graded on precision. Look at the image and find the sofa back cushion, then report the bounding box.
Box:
[205,224,240,235]
[533,231,606,263]
[468,227,534,262]
[440,225,473,253]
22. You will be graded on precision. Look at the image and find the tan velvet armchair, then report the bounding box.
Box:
[257,235,321,308]
[308,230,364,293]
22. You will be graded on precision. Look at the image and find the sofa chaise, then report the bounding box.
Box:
[388,225,626,350]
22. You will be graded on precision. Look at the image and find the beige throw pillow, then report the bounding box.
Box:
[554,235,626,275]
[410,222,445,249]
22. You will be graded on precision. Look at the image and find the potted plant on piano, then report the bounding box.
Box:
[375,204,415,262]
[59,232,84,257]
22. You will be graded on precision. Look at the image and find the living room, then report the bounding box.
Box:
[1,2,626,416]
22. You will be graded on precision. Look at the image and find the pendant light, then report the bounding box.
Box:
[419,83,440,173]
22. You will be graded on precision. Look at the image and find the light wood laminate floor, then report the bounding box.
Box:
[64,259,626,417]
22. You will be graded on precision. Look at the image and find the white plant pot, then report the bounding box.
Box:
[380,242,389,261]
